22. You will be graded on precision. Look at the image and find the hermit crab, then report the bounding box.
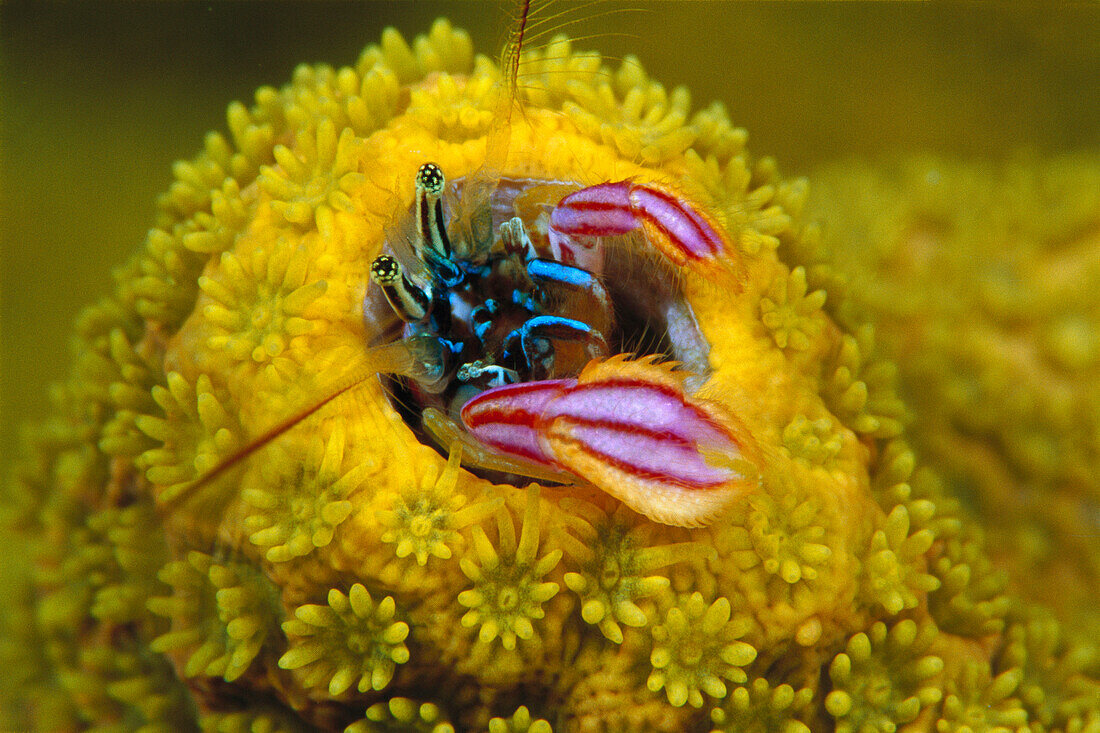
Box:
[181,151,762,529]
[364,162,759,527]
[170,5,769,535]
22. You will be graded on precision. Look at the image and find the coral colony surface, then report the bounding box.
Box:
[806,156,1100,642]
[3,18,1100,733]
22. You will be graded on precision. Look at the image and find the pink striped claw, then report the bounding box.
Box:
[461,356,759,527]
[548,180,746,286]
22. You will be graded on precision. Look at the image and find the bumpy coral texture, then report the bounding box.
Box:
[3,18,1099,733]
[807,157,1100,641]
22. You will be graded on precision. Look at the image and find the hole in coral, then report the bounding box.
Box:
[366,172,713,485]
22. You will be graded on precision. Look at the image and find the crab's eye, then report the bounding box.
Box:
[416,162,445,194]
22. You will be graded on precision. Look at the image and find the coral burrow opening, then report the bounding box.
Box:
[364,167,713,478]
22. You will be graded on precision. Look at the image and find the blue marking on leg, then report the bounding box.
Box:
[503,315,607,376]
[526,258,598,289]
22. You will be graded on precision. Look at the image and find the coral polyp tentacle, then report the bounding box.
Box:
[346,696,455,733]
[824,620,944,733]
[148,550,281,682]
[646,592,758,709]
[558,499,715,644]
[456,487,562,654]
[279,583,410,695]
[708,677,816,733]
[376,445,504,566]
[243,420,375,563]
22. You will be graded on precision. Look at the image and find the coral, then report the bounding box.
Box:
[807,155,1100,633]
[279,583,410,695]
[198,242,330,380]
[457,487,562,653]
[488,706,554,733]
[148,550,282,682]
[862,504,941,615]
[721,482,833,591]
[201,707,309,733]
[997,615,1100,733]
[558,499,713,644]
[5,14,1099,733]
[345,697,454,732]
[40,503,169,627]
[935,661,1029,733]
[647,592,758,708]
[708,677,815,733]
[406,70,499,143]
[927,532,1010,638]
[822,326,909,440]
[376,446,503,567]
[55,635,197,732]
[259,120,366,230]
[136,371,242,506]
[563,52,696,164]
[243,421,375,563]
[824,620,945,733]
[780,413,845,470]
[759,265,828,352]
[563,644,691,733]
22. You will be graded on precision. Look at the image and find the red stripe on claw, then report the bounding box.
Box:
[547,182,637,237]
[460,357,759,527]
[628,184,724,262]
[543,357,756,526]
[548,180,745,287]
[460,378,571,467]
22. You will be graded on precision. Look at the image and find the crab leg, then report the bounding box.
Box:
[502,315,609,379]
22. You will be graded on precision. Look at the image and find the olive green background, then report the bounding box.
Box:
[3,1,1099,473]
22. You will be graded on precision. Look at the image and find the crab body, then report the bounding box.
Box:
[368,163,755,526]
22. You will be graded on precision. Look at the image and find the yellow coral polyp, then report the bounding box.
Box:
[457,488,561,652]
[376,447,503,566]
[279,583,409,696]
[199,243,329,371]
[825,620,944,733]
[935,661,1029,733]
[489,705,554,733]
[781,413,845,470]
[708,677,815,733]
[148,550,279,682]
[928,532,1010,637]
[259,119,365,229]
[647,593,758,709]
[136,371,242,505]
[563,55,696,164]
[347,697,455,733]
[729,485,833,587]
[864,503,941,615]
[759,265,828,351]
[243,421,373,562]
[558,499,714,644]
[407,71,499,142]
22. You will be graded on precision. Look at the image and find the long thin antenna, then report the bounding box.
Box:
[156,339,419,515]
